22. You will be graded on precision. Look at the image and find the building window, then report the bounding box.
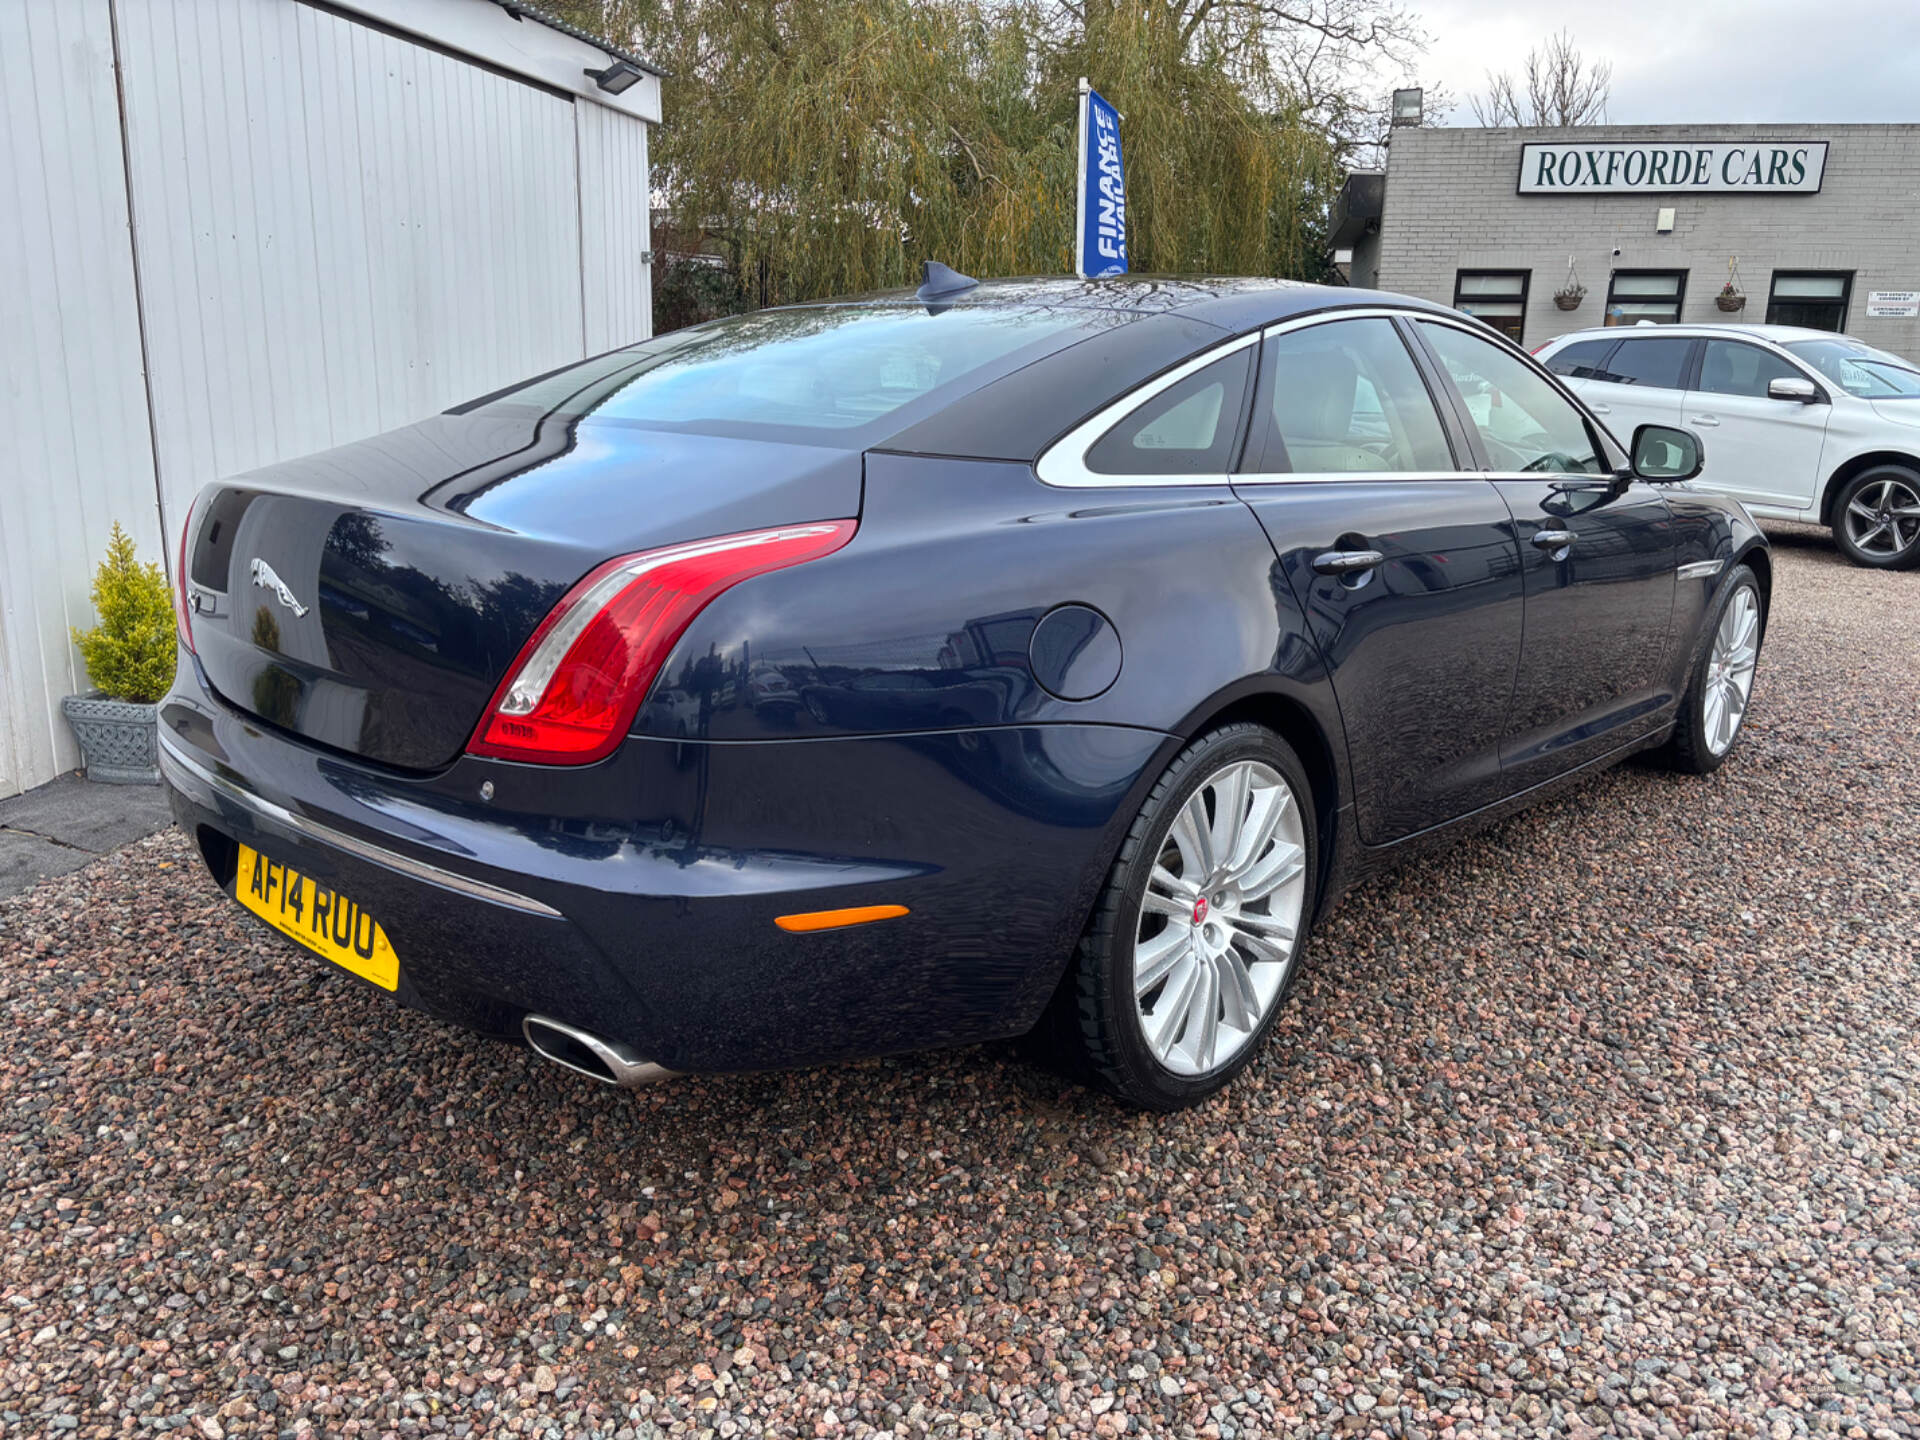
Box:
[1454,270,1530,343]
[1605,270,1687,326]
[1767,271,1853,332]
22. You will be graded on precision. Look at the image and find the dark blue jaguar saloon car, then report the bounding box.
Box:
[160,273,1769,1110]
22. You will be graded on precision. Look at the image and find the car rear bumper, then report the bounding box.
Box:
[159,670,1173,1075]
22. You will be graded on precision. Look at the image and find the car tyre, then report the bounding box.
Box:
[1832,466,1920,569]
[1662,564,1764,775]
[1057,722,1318,1111]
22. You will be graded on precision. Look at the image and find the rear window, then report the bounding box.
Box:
[466,305,1108,440]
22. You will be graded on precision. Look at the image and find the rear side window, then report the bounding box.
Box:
[1698,340,1803,398]
[1250,318,1455,474]
[1086,348,1253,475]
[1595,337,1694,390]
[1544,338,1616,379]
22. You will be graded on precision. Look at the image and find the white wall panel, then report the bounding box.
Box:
[0,0,653,798]
[114,0,588,546]
[577,99,654,354]
[0,0,163,795]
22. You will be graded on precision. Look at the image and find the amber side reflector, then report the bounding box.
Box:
[775,904,910,933]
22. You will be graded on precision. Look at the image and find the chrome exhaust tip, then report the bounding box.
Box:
[522,1014,676,1089]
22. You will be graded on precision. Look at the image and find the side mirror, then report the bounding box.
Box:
[1631,423,1704,481]
[1768,376,1820,403]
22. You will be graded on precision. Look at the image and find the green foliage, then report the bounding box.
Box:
[557,0,1344,317]
[653,252,756,333]
[71,523,176,704]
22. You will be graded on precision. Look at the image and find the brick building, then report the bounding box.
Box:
[1336,123,1920,357]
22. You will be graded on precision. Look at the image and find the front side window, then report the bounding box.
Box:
[1605,270,1687,326]
[1767,271,1852,332]
[1085,348,1253,475]
[1250,317,1455,474]
[1595,337,1694,390]
[1454,271,1530,343]
[1418,320,1606,475]
[1697,340,1803,399]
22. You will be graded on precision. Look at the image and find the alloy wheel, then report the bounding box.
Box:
[1703,586,1760,756]
[1132,760,1308,1076]
[1843,476,1920,558]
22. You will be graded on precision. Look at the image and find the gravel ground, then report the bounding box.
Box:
[3,525,1916,1440]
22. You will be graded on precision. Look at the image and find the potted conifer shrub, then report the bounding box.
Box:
[63,523,176,784]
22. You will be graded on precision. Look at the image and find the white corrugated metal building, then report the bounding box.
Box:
[0,0,660,797]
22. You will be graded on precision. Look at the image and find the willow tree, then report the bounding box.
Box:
[556,0,1343,306]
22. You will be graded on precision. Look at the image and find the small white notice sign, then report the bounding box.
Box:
[1867,291,1919,318]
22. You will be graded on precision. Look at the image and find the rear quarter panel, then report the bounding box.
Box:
[643,453,1345,749]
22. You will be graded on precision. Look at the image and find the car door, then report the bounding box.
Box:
[1411,318,1678,788]
[1232,313,1527,845]
[1686,338,1832,511]
[1564,335,1694,443]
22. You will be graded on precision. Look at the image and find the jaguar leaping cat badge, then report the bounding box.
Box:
[249,557,310,618]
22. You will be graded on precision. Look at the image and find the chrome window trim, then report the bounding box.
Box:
[158,729,563,918]
[1033,305,1601,491]
[1480,471,1618,483]
[1034,331,1259,490]
[1234,469,1481,487]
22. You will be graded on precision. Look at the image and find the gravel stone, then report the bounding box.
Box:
[2,526,1916,1438]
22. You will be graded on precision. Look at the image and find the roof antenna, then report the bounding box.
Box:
[917,261,979,302]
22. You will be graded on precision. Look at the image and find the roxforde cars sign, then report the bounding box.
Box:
[1518,140,1828,194]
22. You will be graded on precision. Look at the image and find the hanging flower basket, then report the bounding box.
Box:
[1552,256,1585,311]
[1716,259,1746,312]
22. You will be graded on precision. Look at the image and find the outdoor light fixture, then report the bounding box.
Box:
[1391,88,1423,126]
[585,59,643,95]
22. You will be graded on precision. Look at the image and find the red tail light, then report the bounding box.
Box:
[174,497,197,654]
[468,520,857,765]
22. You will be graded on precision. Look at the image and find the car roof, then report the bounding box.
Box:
[770,275,1464,336]
[1541,322,1841,347]
[855,277,1486,462]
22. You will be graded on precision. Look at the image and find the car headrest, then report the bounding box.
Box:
[1270,349,1358,440]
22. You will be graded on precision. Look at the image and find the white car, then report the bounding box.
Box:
[1534,323,1920,569]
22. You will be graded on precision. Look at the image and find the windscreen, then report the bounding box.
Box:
[462,305,1109,442]
[1784,339,1920,399]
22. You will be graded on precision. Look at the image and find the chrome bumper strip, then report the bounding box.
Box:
[1675,558,1726,581]
[158,730,562,918]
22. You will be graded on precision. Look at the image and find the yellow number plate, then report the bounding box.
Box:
[235,843,399,991]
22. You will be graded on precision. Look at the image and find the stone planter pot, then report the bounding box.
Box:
[61,693,161,785]
[1716,293,1747,312]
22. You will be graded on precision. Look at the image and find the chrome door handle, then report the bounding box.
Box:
[1690,414,1721,427]
[1311,549,1385,575]
[1531,529,1577,549]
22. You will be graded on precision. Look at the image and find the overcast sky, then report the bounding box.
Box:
[1412,0,1920,126]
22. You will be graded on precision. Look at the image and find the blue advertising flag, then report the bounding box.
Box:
[1075,82,1127,279]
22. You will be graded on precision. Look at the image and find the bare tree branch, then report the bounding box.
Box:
[1472,29,1610,127]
